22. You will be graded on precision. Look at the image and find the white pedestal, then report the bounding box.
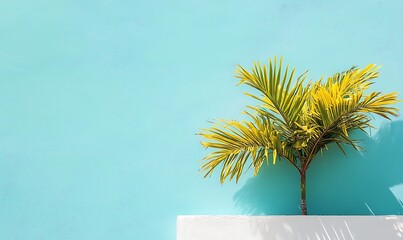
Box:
[177,215,403,240]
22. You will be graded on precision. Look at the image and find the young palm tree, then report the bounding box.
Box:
[199,57,399,215]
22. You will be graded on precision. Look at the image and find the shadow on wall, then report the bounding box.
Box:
[234,121,403,215]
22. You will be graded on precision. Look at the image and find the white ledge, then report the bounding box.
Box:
[177,215,403,240]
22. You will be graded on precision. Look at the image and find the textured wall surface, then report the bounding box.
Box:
[0,1,402,240]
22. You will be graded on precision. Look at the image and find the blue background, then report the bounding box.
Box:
[0,1,402,239]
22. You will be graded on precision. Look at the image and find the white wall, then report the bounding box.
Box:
[177,215,403,240]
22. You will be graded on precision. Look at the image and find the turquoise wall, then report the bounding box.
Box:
[0,1,402,239]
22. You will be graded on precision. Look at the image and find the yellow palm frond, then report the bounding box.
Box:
[235,57,311,132]
[199,112,300,183]
[303,64,399,169]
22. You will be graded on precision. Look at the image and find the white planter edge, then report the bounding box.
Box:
[177,215,403,240]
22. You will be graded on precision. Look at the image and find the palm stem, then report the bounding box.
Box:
[301,172,307,215]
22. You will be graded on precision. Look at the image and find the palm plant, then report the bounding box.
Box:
[199,57,399,215]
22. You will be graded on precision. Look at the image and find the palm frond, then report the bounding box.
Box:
[303,64,399,169]
[235,57,310,131]
[199,115,280,183]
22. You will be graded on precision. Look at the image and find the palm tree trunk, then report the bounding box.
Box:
[301,172,307,215]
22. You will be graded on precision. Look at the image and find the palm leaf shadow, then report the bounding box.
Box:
[233,121,403,215]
